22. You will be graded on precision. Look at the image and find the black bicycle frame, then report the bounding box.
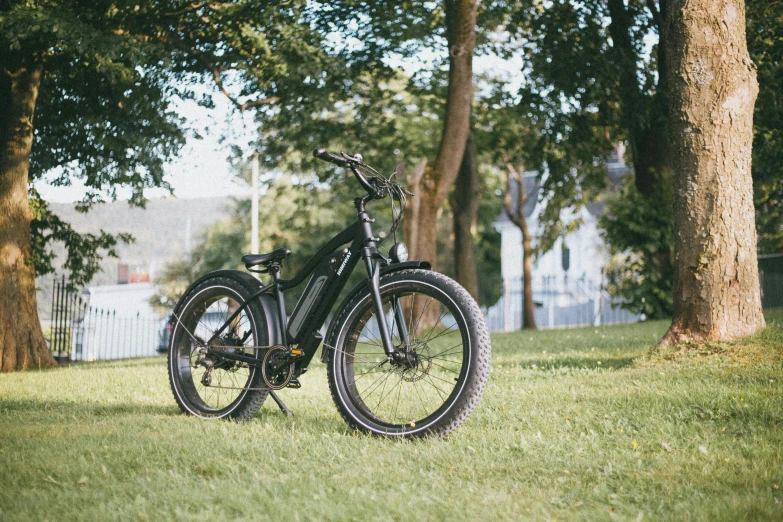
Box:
[206,193,405,373]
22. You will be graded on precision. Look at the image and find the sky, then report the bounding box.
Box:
[34,91,255,203]
[33,48,525,204]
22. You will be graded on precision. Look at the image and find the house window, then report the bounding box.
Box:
[561,244,570,272]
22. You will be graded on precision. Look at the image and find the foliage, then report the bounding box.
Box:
[487,0,783,308]
[1,0,345,284]
[3,313,783,519]
[600,176,674,319]
[484,0,652,193]
[477,0,674,319]
[245,4,506,306]
[747,0,783,254]
[252,71,444,186]
[28,188,132,289]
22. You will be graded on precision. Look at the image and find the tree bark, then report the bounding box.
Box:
[661,0,765,343]
[403,0,476,329]
[410,0,476,270]
[449,131,479,301]
[503,160,537,330]
[0,67,57,371]
[403,158,427,259]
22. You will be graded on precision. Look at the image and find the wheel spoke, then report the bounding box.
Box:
[170,288,260,416]
[336,279,471,430]
[427,343,464,360]
[427,359,459,374]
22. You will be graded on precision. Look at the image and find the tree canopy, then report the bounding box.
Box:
[748,0,783,254]
[2,0,349,284]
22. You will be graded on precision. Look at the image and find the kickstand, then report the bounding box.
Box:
[269,391,293,417]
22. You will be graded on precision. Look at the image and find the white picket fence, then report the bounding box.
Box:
[485,276,641,332]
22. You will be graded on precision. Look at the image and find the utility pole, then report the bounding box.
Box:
[251,152,259,255]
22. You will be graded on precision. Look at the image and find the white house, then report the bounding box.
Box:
[486,148,638,330]
[81,282,158,317]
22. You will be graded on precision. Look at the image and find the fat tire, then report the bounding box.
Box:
[168,276,268,421]
[325,269,491,438]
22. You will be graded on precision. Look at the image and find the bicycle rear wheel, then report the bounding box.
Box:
[326,270,490,437]
[168,276,268,420]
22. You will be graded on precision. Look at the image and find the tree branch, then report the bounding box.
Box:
[163,2,227,17]
[502,152,533,231]
[502,155,523,229]
[2,67,28,79]
[645,0,662,28]
[211,68,279,111]
[165,2,208,17]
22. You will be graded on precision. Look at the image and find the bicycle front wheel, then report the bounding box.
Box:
[326,270,491,437]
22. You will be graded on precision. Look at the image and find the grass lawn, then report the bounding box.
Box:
[1,312,782,521]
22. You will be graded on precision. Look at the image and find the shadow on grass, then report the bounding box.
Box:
[500,355,639,371]
[0,398,177,417]
[55,356,166,370]
[0,397,303,423]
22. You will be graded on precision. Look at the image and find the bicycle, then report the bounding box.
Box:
[167,148,491,437]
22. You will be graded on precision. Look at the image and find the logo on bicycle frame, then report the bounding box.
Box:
[336,251,351,276]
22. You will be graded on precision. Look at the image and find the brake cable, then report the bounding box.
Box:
[349,161,412,245]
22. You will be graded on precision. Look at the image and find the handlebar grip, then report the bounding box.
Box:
[313,148,348,166]
[313,148,383,198]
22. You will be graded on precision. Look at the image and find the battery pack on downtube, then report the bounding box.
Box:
[287,248,356,344]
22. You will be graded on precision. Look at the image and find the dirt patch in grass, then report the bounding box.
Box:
[642,310,783,367]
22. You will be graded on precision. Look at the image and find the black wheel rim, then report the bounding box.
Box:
[338,282,469,430]
[173,289,258,415]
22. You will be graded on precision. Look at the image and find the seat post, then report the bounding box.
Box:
[268,263,288,348]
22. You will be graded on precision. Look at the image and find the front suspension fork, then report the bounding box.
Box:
[364,251,409,358]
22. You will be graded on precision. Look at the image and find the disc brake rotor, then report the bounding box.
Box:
[395,343,432,382]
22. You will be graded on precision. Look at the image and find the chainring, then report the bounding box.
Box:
[261,345,295,390]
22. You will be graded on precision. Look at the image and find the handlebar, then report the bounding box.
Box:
[312,148,381,198]
[313,148,350,167]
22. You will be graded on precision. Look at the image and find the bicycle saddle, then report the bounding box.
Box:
[242,247,292,269]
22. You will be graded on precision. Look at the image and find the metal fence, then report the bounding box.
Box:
[759,254,783,309]
[761,272,783,309]
[484,276,641,332]
[45,276,164,362]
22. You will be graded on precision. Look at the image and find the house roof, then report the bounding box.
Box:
[497,156,631,223]
[82,282,158,318]
[584,161,632,217]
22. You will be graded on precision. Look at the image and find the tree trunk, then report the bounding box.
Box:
[503,161,537,330]
[403,158,427,259]
[661,0,765,343]
[409,0,476,270]
[0,67,57,371]
[404,0,476,329]
[521,221,536,330]
[449,131,479,301]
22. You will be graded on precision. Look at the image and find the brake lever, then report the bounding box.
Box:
[340,152,364,165]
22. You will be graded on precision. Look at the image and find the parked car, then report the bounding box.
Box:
[157,316,172,353]
[156,310,225,353]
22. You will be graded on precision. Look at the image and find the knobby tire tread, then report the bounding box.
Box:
[325,269,491,438]
[167,276,268,421]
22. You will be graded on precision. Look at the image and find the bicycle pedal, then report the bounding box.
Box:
[287,378,301,389]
